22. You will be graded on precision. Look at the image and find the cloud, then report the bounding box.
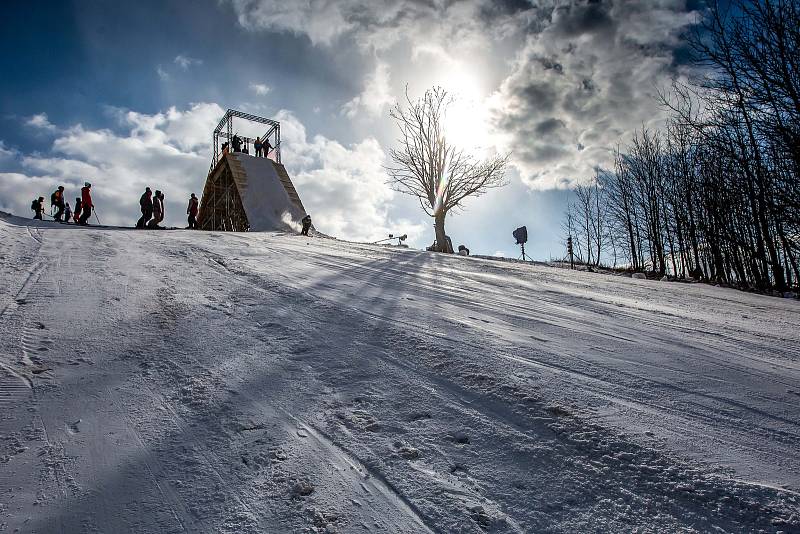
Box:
[26,113,57,132]
[227,0,523,53]
[275,110,402,240]
[228,0,701,193]
[174,54,203,70]
[0,141,15,160]
[156,65,169,81]
[487,0,698,189]
[249,83,271,95]
[342,61,392,118]
[1,103,406,241]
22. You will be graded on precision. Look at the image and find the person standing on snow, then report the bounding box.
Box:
[263,137,273,158]
[64,201,72,224]
[137,187,153,229]
[148,190,164,229]
[73,197,82,223]
[78,182,93,225]
[254,137,263,157]
[31,197,45,220]
[187,193,199,229]
[51,185,65,222]
[301,214,312,236]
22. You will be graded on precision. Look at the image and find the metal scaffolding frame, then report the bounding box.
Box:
[210,109,281,171]
[198,162,250,232]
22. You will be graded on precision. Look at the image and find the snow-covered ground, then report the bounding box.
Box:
[1,213,799,533]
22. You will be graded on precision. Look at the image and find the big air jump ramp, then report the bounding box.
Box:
[197,152,308,232]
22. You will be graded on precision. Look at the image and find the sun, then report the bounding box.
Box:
[438,67,490,152]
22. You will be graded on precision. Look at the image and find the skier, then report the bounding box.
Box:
[148,190,164,229]
[137,187,153,229]
[31,197,45,220]
[64,202,72,224]
[263,137,273,158]
[78,182,93,225]
[301,214,312,236]
[231,135,242,153]
[254,136,263,157]
[187,193,199,229]
[50,185,65,222]
[73,197,82,224]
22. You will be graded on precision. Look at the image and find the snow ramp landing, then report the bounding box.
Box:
[198,152,308,232]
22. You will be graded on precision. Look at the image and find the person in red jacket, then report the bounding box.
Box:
[187,193,199,229]
[78,182,93,225]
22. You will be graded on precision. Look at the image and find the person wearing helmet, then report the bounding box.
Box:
[78,182,93,225]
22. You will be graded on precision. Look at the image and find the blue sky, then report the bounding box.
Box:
[0,0,704,259]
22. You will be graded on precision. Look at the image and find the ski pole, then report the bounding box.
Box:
[94,208,102,226]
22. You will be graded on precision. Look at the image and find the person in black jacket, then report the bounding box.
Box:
[301,214,312,236]
[31,197,45,220]
[147,190,164,229]
[51,186,65,222]
[136,187,153,229]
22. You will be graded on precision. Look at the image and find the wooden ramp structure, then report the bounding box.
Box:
[197,110,309,232]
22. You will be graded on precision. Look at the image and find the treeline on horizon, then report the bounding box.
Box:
[563,0,799,293]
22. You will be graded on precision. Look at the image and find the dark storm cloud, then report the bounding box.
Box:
[550,0,616,38]
[535,118,566,135]
[490,0,698,188]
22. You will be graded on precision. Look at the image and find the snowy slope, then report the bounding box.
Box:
[1,213,798,533]
[231,153,307,232]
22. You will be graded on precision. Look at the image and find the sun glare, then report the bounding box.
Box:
[438,67,490,153]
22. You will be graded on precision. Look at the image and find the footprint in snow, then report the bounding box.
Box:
[66,419,81,434]
[448,431,470,445]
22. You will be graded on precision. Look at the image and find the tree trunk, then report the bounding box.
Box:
[434,212,450,253]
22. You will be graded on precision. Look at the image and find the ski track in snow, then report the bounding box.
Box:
[0,213,799,533]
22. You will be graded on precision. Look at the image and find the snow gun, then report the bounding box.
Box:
[374,234,408,246]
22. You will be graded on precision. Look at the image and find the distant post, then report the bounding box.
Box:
[567,236,574,270]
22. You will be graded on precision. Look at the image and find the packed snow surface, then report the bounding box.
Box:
[1,213,799,533]
[230,153,306,232]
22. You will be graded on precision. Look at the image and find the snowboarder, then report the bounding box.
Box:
[301,214,312,236]
[148,190,164,229]
[31,197,45,220]
[64,202,72,224]
[231,135,242,153]
[50,186,65,222]
[78,182,93,225]
[137,187,153,229]
[187,193,199,229]
[254,136,263,157]
[73,197,82,224]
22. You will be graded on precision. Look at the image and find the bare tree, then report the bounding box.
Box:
[387,87,510,252]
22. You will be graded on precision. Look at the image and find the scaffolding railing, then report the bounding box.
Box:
[210,109,281,172]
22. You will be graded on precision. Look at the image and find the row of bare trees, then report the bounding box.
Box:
[563,0,800,291]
